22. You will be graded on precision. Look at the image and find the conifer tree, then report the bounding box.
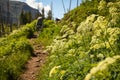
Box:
[69,0,72,11]
[20,9,24,24]
[20,10,32,24]
[42,8,45,19]
[47,10,52,20]
[26,11,32,23]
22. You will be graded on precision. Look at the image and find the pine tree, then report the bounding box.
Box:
[20,9,24,24]
[20,10,32,24]
[0,5,2,36]
[26,11,32,23]
[42,8,45,19]
[47,10,52,20]
[62,0,66,13]
[77,0,79,7]
[69,0,72,11]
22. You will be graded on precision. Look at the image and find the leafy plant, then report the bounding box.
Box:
[0,20,36,80]
[38,0,120,80]
[37,20,61,46]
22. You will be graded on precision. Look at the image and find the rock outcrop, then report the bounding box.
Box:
[0,0,40,24]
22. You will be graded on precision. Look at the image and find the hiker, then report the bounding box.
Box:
[55,18,60,22]
[36,17,43,31]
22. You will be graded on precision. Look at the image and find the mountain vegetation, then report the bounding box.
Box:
[37,20,61,46]
[0,0,40,37]
[20,10,32,25]
[0,20,36,80]
[37,0,120,80]
[0,0,120,80]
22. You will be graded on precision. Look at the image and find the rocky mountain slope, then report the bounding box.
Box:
[0,0,40,24]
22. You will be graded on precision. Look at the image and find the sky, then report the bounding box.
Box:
[10,0,82,19]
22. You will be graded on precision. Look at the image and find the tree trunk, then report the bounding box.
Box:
[77,0,79,7]
[62,0,66,13]
[69,0,72,11]
[1,22,5,35]
[0,24,2,37]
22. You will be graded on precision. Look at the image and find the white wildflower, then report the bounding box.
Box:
[98,0,107,11]
[90,55,94,58]
[60,26,71,35]
[49,66,61,77]
[68,49,76,54]
[86,14,98,22]
[97,53,104,59]
[93,16,108,30]
[60,70,66,80]
[62,34,68,38]
[65,30,75,35]
[85,55,120,80]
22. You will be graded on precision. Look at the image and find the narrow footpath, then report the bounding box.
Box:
[19,33,48,80]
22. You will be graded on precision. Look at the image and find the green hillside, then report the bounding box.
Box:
[38,0,120,80]
[0,0,120,80]
[0,20,36,80]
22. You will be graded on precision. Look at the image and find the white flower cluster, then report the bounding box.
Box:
[47,39,67,53]
[60,25,70,34]
[77,14,98,33]
[90,16,108,50]
[97,53,104,59]
[98,0,107,11]
[85,55,120,80]
[68,49,76,56]
[93,16,108,30]
[47,7,120,55]
[45,1,120,79]
[107,1,120,25]
[90,14,120,50]
[46,23,77,54]
[106,28,120,48]
[49,65,61,77]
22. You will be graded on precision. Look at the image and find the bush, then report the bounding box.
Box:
[37,20,61,46]
[38,1,120,80]
[0,20,36,80]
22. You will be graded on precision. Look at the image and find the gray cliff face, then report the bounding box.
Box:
[0,0,9,23]
[0,0,40,24]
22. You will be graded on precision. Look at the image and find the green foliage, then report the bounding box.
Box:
[0,20,36,80]
[20,10,32,25]
[61,0,119,26]
[0,24,20,37]
[61,0,99,26]
[85,55,120,80]
[37,20,61,46]
[9,20,36,38]
[38,0,120,80]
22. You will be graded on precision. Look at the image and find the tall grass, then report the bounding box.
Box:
[37,1,120,80]
[0,20,36,80]
[37,20,61,46]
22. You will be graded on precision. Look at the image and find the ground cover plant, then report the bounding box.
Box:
[0,20,36,80]
[38,0,120,80]
[37,20,61,46]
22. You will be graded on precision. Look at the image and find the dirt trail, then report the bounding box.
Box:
[19,33,48,80]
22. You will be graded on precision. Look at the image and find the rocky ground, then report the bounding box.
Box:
[19,33,48,80]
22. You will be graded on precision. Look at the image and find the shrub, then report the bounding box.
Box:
[37,20,61,46]
[38,1,120,80]
[0,20,36,80]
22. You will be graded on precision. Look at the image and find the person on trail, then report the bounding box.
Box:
[36,17,43,31]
